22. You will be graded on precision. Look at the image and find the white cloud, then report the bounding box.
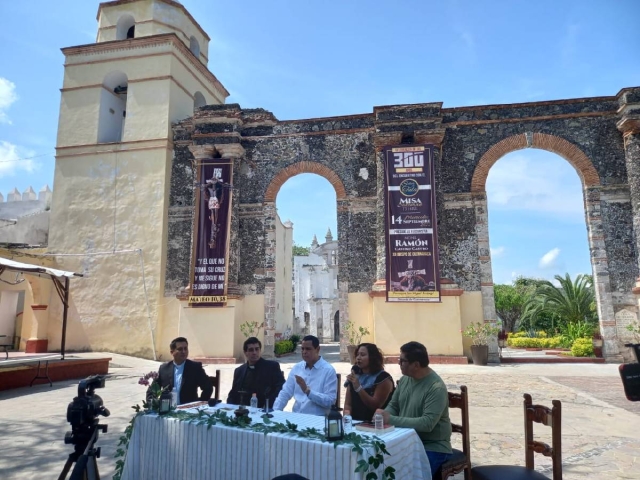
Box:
[486,152,585,219]
[490,246,505,258]
[0,141,37,177]
[0,77,18,124]
[539,248,560,269]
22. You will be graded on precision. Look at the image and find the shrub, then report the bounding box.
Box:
[507,336,563,349]
[571,338,594,357]
[288,334,301,345]
[274,340,294,355]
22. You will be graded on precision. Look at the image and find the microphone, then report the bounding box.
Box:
[344,365,363,387]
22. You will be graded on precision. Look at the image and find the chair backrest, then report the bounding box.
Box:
[448,385,470,462]
[208,369,221,401]
[524,393,562,479]
[335,373,341,410]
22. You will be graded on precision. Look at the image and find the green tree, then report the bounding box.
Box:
[494,278,537,332]
[292,243,310,256]
[521,273,598,330]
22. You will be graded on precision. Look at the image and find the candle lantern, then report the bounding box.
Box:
[325,406,344,441]
[159,390,172,414]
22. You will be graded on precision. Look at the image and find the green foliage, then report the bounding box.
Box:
[288,333,301,345]
[571,338,595,357]
[274,340,295,355]
[560,320,595,346]
[494,278,538,332]
[521,273,598,330]
[292,243,311,256]
[462,322,500,346]
[343,321,370,345]
[114,407,395,480]
[239,320,264,338]
[507,336,563,348]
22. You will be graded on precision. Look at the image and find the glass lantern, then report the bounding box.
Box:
[325,406,344,441]
[159,390,172,414]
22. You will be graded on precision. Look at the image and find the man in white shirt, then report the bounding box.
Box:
[273,335,337,415]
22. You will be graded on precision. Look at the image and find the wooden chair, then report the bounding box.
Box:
[335,373,342,410]
[434,385,471,480]
[471,394,562,480]
[208,369,221,401]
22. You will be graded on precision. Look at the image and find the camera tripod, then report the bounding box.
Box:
[58,424,107,480]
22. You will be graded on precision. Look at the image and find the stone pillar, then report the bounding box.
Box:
[262,201,277,358]
[375,147,387,282]
[584,186,622,361]
[473,192,499,362]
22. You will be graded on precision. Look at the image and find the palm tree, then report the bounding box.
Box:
[521,273,598,329]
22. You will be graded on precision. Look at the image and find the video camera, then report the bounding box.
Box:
[65,375,110,446]
[59,375,111,480]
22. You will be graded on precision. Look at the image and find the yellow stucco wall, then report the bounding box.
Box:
[372,295,464,356]
[459,291,483,358]
[347,292,374,344]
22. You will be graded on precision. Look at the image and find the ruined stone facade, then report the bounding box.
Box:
[167,89,640,361]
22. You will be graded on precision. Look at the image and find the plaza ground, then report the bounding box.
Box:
[1,344,638,479]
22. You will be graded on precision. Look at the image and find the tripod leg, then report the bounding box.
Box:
[87,453,100,480]
[57,454,76,480]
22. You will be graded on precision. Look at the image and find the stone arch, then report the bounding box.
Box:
[193,91,206,111]
[263,161,347,202]
[189,36,200,58]
[98,71,128,143]
[470,132,601,192]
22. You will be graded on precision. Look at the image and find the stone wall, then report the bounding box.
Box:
[166,88,640,361]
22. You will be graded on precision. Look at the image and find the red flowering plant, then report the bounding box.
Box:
[138,371,169,411]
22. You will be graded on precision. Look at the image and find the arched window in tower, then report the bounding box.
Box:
[98,71,128,143]
[193,91,206,112]
[116,14,135,41]
[189,36,200,58]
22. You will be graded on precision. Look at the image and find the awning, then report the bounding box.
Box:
[0,256,83,359]
[0,257,82,278]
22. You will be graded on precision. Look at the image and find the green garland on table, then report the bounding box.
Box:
[113,406,396,480]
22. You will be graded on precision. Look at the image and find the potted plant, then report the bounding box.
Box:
[462,321,500,365]
[343,321,370,364]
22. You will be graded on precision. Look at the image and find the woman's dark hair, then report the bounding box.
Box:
[356,343,385,372]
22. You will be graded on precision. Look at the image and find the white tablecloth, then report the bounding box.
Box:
[121,404,431,480]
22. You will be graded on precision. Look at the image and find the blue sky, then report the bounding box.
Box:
[1,0,638,284]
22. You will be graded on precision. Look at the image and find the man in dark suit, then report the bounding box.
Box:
[146,337,213,405]
[227,336,285,408]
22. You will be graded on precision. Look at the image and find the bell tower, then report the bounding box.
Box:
[48,0,228,358]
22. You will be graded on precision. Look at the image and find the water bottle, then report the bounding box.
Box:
[374,412,384,433]
[250,393,258,413]
[343,410,353,434]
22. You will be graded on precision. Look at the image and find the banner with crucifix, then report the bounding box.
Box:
[383,144,441,302]
[189,158,233,307]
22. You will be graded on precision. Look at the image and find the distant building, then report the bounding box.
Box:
[293,229,339,342]
[0,185,52,245]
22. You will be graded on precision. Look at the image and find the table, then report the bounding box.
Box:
[121,404,431,480]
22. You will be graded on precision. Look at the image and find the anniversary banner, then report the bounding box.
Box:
[384,145,441,302]
[189,158,233,307]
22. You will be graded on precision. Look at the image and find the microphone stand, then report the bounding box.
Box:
[263,387,273,418]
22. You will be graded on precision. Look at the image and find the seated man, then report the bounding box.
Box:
[376,341,452,473]
[273,335,337,415]
[146,336,213,405]
[227,336,285,408]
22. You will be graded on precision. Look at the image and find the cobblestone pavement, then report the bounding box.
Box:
[0,347,638,479]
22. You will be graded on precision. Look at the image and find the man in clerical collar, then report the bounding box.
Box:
[227,336,285,408]
[146,337,213,405]
[273,335,337,415]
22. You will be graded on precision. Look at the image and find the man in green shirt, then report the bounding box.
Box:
[376,341,452,474]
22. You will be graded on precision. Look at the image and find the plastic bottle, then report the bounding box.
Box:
[374,412,384,433]
[250,393,258,413]
[343,410,353,433]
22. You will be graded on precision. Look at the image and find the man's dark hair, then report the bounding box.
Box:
[170,337,188,351]
[244,337,262,351]
[400,341,429,367]
[356,343,385,372]
[302,335,320,349]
